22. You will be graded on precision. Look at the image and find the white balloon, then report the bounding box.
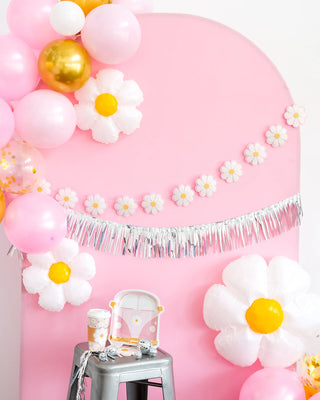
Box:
[50,1,85,36]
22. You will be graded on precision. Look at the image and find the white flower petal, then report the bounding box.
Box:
[23,266,50,294]
[92,117,120,144]
[113,106,143,135]
[74,103,98,131]
[268,256,311,305]
[222,255,268,304]
[116,80,144,106]
[63,278,92,306]
[96,69,124,95]
[203,284,247,330]
[51,238,79,264]
[215,326,261,367]
[258,329,304,367]
[75,77,99,103]
[71,253,96,280]
[38,283,66,312]
[26,252,55,270]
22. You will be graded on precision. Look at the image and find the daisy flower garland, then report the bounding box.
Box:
[56,188,78,209]
[33,179,51,195]
[220,161,242,183]
[244,143,267,165]
[114,196,138,217]
[265,125,288,148]
[142,194,164,215]
[284,105,306,128]
[195,175,217,197]
[172,185,194,207]
[74,69,143,145]
[84,194,107,217]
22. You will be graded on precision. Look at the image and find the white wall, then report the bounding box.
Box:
[0,0,319,397]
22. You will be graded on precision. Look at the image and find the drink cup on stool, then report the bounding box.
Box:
[87,309,111,352]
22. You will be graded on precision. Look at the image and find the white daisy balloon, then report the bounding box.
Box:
[85,194,106,216]
[266,125,288,148]
[244,143,267,165]
[23,238,96,312]
[142,194,164,215]
[172,185,194,207]
[195,175,217,197]
[56,188,78,209]
[284,105,306,128]
[74,69,143,144]
[33,179,51,195]
[203,255,320,368]
[220,160,242,183]
[114,196,138,217]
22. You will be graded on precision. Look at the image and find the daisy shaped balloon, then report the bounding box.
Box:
[203,255,320,368]
[74,68,143,144]
[23,238,96,312]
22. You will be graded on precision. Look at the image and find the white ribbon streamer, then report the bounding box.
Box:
[66,193,302,259]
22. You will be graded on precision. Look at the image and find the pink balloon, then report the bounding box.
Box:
[81,4,141,64]
[310,395,320,399]
[112,0,153,13]
[0,99,14,148]
[239,368,306,400]
[14,90,76,149]
[7,0,62,50]
[0,35,39,102]
[3,193,66,253]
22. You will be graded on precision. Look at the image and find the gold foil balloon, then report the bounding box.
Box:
[38,39,92,93]
[0,189,5,223]
[62,0,112,16]
[0,141,45,194]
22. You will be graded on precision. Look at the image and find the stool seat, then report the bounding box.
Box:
[67,342,176,400]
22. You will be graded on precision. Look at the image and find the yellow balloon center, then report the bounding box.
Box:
[123,204,129,210]
[204,183,210,189]
[48,262,71,284]
[93,202,99,208]
[246,298,284,334]
[253,152,259,157]
[229,169,235,175]
[150,201,157,207]
[274,133,281,139]
[95,93,118,117]
[294,112,300,118]
[181,193,187,199]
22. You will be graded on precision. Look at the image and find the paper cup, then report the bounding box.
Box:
[87,309,111,352]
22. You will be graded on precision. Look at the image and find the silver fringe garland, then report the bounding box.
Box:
[66,193,302,259]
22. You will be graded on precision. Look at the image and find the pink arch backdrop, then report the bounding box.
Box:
[20,14,299,400]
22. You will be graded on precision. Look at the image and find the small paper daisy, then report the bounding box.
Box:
[244,143,266,165]
[195,175,217,197]
[114,196,137,217]
[284,105,306,128]
[172,185,194,207]
[142,194,164,215]
[220,161,242,183]
[55,188,78,209]
[265,125,288,148]
[85,194,106,217]
[33,179,51,195]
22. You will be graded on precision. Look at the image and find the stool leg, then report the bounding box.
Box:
[91,374,119,400]
[127,380,148,400]
[161,367,176,400]
[66,363,79,400]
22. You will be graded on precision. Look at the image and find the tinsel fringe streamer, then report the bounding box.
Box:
[66,193,302,259]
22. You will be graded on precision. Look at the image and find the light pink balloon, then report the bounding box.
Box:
[239,368,306,400]
[7,0,62,50]
[81,4,141,65]
[0,35,39,102]
[112,0,153,13]
[14,90,76,149]
[310,394,320,399]
[4,193,66,253]
[0,99,14,148]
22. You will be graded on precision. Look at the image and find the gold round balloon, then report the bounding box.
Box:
[38,39,92,93]
[61,0,112,16]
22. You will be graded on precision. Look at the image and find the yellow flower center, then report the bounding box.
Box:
[150,201,157,207]
[204,183,210,189]
[95,93,118,117]
[37,187,43,192]
[253,152,259,157]
[294,112,300,118]
[245,298,284,334]
[48,262,71,284]
[123,204,129,210]
[229,169,235,175]
[181,193,187,199]
[274,133,281,139]
[93,202,99,208]
[64,196,70,202]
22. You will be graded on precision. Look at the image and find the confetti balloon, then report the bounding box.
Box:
[50,1,85,36]
[0,189,5,223]
[0,141,45,194]
[61,0,112,16]
[38,39,92,93]
[3,193,66,253]
[81,4,141,64]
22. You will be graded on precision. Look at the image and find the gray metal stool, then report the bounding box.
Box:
[67,342,176,400]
